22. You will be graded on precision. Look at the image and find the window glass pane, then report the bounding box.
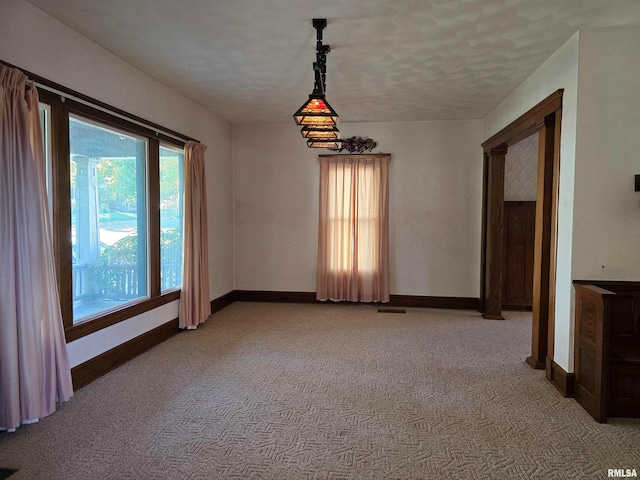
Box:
[159,144,184,290]
[327,164,353,272]
[69,116,148,323]
[326,162,378,273]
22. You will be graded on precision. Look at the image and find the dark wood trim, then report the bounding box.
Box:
[525,356,546,370]
[71,318,180,390]
[232,290,479,310]
[318,153,391,159]
[51,103,73,329]
[529,114,556,370]
[483,146,507,320]
[1,58,196,144]
[480,90,564,379]
[479,153,488,313]
[210,291,235,314]
[548,359,575,397]
[54,94,183,148]
[389,295,479,310]
[148,139,161,297]
[546,108,562,381]
[482,90,564,152]
[234,290,319,304]
[573,280,640,288]
[503,304,533,311]
[65,290,180,342]
[71,291,236,389]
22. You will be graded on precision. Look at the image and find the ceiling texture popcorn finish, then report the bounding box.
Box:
[25,0,640,124]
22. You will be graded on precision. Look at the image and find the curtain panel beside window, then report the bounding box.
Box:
[0,66,73,432]
[317,154,390,303]
[178,141,210,329]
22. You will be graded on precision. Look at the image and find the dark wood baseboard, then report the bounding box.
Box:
[484,313,505,320]
[72,291,237,390]
[233,290,480,310]
[234,290,319,303]
[390,294,479,310]
[548,359,575,397]
[210,290,235,314]
[526,355,545,369]
[71,318,180,390]
[503,304,533,311]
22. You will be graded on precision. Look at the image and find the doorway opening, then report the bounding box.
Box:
[503,133,538,311]
[480,90,563,375]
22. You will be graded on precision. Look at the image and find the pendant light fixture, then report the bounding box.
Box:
[293,19,340,147]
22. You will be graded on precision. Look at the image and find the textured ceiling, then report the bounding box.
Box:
[24,0,640,124]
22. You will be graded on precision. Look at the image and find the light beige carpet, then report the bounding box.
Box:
[1,302,638,479]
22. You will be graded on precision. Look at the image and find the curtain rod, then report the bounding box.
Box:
[34,82,192,145]
[0,59,198,144]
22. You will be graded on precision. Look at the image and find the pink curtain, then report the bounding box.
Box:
[317,154,390,303]
[179,141,210,329]
[0,66,73,432]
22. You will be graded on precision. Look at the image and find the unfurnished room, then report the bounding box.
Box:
[1,1,639,478]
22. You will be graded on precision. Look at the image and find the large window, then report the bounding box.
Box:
[37,87,189,337]
[316,155,390,303]
[326,166,380,274]
[325,160,382,274]
[69,116,149,321]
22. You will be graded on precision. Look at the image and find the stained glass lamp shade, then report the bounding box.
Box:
[293,95,339,126]
[300,125,340,140]
[307,139,341,149]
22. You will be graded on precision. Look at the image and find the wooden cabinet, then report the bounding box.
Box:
[502,201,535,309]
[574,281,640,422]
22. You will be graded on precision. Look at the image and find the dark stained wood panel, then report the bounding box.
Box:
[502,201,535,309]
[574,281,640,422]
[610,363,640,417]
[483,147,507,320]
[574,284,608,422]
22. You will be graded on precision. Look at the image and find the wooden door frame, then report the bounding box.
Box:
[480,90,563,374]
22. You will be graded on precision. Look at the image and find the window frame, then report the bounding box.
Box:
[39,89,188,342]
[69,114,151,322]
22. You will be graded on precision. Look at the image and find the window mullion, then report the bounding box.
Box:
[51,104,74,331]
[149,138,161,297]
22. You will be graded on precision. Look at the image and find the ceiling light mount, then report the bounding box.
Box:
[312,18,327,32]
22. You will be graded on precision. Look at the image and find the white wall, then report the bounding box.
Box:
[483,32,579,372]
[572,28,640,281]
[0,0,234,367]
[233,120,484,298]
